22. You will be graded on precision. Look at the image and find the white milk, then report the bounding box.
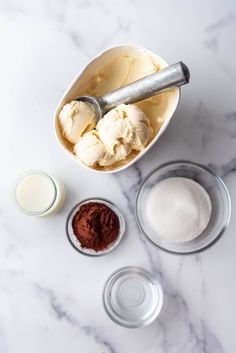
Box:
[15,170,65,217]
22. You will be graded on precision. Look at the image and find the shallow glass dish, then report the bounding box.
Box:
[136,161,231,255]
[103,266,163,328]
[66,198,125,257]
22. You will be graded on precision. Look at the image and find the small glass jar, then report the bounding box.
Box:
[14,170,65,217]
[103,266,163,328]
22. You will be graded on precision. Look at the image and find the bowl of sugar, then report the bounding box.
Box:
[136,160,231,255]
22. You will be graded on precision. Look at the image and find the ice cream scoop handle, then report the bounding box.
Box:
[98,62,190,113]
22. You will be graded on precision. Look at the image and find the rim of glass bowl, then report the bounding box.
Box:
[66,198,126,257]
[135,160,231,255]
[102,266,163,328]
[14,170,58,216]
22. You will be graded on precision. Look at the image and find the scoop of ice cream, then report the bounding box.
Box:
[58,101,96,144]
[125,104,153,150]
[96,104,153,158]
[114,144,132,161]
[74,131,115,167]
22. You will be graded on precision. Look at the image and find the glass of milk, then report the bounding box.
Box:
[14,170,65,217]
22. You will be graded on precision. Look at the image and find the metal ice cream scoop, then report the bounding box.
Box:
[76,61,190,121]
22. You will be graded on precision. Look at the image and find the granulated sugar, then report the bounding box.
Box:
[146,177,212,242]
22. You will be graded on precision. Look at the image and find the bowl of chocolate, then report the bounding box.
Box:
[66,198,125,256]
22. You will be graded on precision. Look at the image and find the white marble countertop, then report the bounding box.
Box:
[1,0,236,352]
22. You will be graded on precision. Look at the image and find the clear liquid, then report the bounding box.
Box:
[104,267,163,327]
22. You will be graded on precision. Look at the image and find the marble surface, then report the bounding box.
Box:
[0,0,236,352]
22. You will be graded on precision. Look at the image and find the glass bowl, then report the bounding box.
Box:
[66,198,125,256]
[136,161,231,255]
[103,266,163,328]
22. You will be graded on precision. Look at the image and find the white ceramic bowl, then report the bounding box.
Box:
[54,44,180,173]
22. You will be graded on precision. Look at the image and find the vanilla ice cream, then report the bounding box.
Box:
[97,104,153,156]
[74,104,152,167]
[74,131,115,167]
[56,46,180,171]
[58,101,96,144]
